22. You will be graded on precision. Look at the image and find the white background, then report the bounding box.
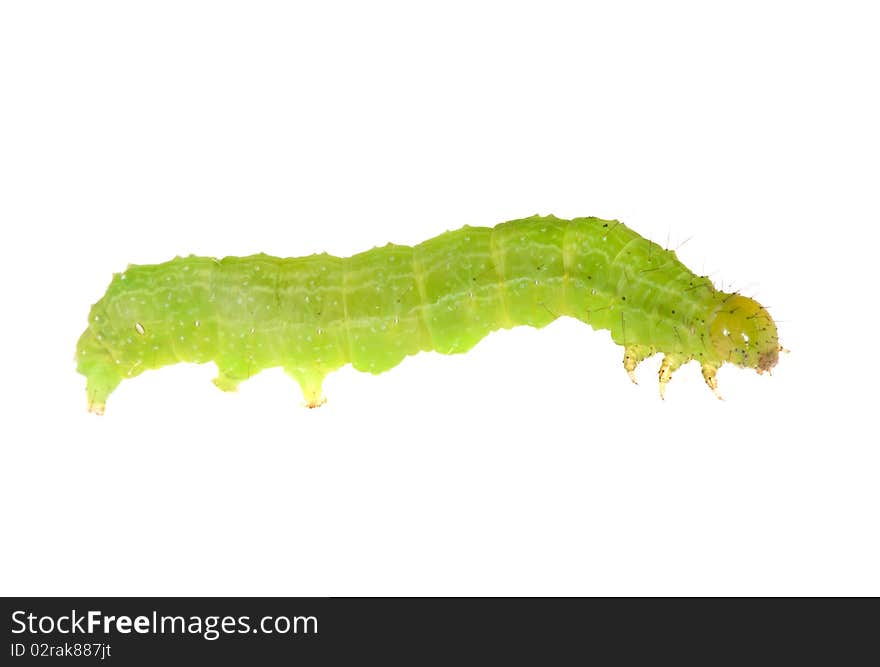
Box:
[1,1,877,596]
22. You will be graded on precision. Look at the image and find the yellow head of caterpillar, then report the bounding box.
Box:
[709,294,780,373]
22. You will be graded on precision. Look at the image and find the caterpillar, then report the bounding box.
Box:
[76,215,782,414]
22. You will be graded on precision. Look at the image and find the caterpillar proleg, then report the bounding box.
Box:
[76,215,782,413]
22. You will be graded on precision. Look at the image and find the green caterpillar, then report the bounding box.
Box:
[76,215,782,413]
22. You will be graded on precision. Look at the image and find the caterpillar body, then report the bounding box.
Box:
[76,215,781,414]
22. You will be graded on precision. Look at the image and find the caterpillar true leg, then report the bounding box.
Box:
[701,364,723,400]
[623,344,654,385]
[658,354,688,400]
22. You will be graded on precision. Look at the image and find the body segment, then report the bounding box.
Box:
[76,215,781,413]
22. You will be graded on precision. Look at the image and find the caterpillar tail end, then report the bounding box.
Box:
[84,373,122,415]
[77,328,122,415]
[81,370,122,415]
[87,395,107,416]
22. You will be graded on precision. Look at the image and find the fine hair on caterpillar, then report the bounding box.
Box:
[75,215,783,414]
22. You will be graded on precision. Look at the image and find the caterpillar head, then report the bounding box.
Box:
[709,295,780,373]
